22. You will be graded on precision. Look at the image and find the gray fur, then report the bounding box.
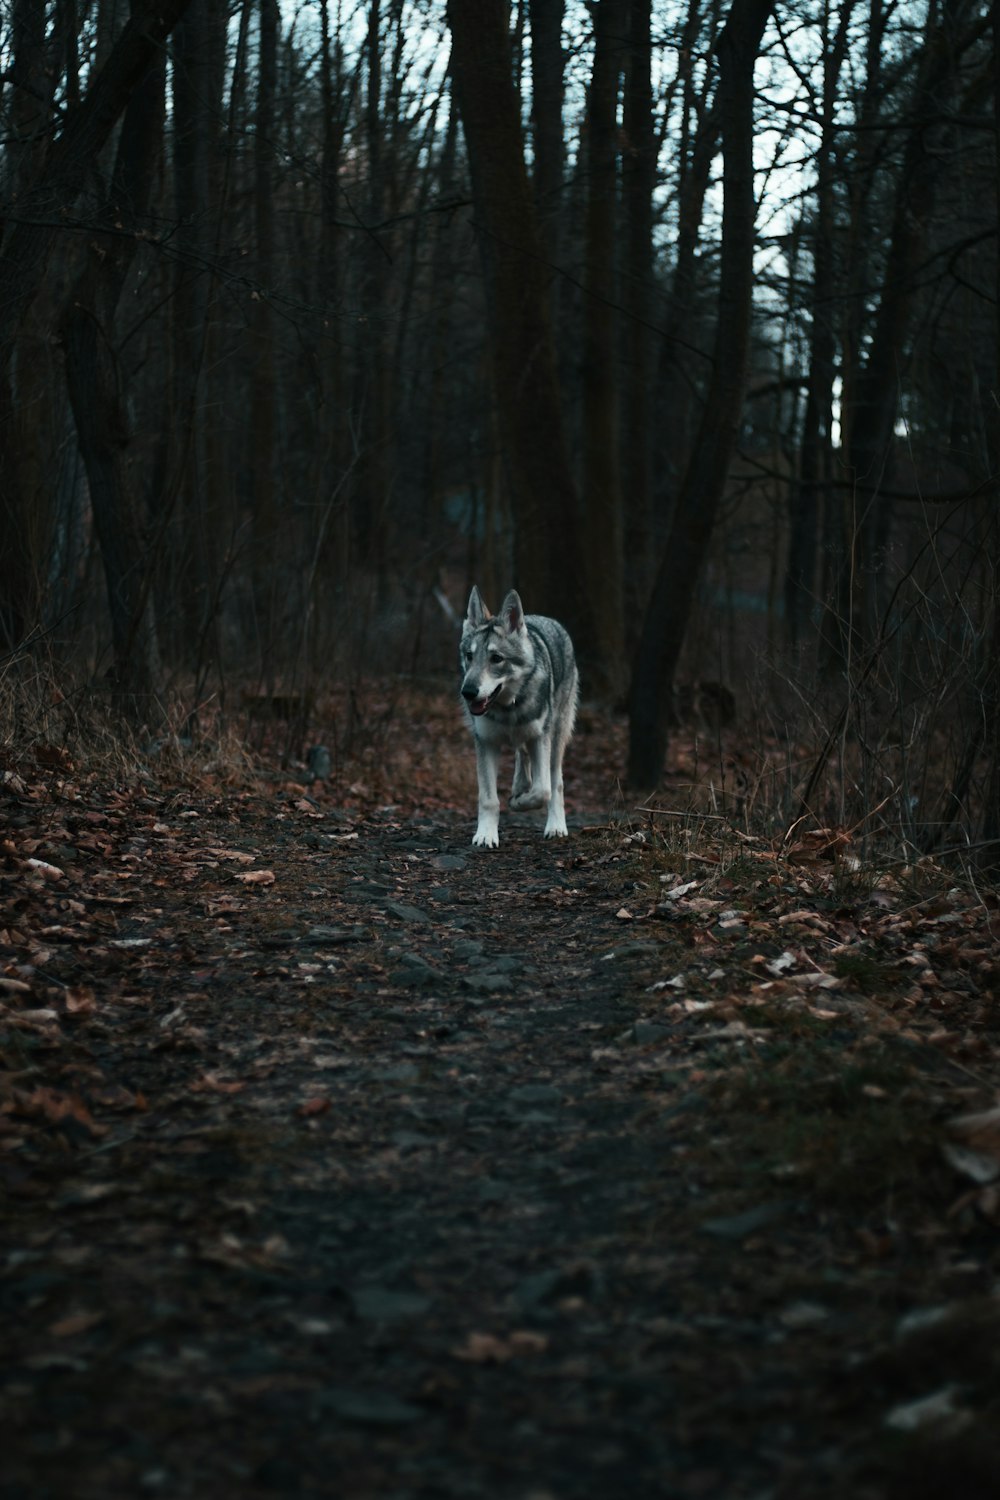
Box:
[459,586,579,847]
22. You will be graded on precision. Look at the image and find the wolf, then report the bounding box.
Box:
[459,586,579,847]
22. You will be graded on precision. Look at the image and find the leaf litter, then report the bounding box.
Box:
[2,702,1000,1498]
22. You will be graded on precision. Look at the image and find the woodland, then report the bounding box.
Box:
[0,0,998,843]
[3,3,1000,1497]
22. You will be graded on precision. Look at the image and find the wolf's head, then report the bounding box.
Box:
[460,587,527,716]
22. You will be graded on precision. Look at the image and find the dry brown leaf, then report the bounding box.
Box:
[13,1086,109,1137]
[191,1073,246,1095]
[65,985,96,1015]
[49,1310,105,1338]
[452,1331,548,1363]
[297,1095,332,1117]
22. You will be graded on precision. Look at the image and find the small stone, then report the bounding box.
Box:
[634,1020,670,1045]
[384,901,432,924]
[304,925,365,945]
[701,1200,797,1239]
[462,972,512,994]
[778,1301,829,1330]
[454,939,485,960]
[390,954,441,988]
[432,854,468,872]
[324,1388,423,1426]
[351,1287,431,1322]
[508,1083,562,1107]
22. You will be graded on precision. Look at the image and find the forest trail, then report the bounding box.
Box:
[3,788,1000,1499]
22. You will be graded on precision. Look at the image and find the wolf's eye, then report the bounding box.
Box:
[489,652,503,667]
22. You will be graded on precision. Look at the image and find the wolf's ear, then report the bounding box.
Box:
[466,586,491,626]
[499,590,525,634]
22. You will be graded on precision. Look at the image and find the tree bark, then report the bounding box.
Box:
[655,0,721,533]
[60,16,167,720]
[627,0,775,790]
[826,0,976,662]
[250,0,280,660]
[581,0,626,688]
[0,0,194,353]
[166,0,228,665]
[528,0,565,271]
[0,0,60,649]
[980,0,1000,865]
[447,0,587,642]
[784,0,854,649]
[622,0,656,653]
[354,0,391,578]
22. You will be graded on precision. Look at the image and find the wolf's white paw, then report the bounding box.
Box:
[543,821,568,838]
[510,788,550,812]
[472,826,499,848]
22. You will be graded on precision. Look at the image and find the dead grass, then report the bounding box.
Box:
[711,1030,946,1213]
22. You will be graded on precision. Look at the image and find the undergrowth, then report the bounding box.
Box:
[711,1032,944,1214]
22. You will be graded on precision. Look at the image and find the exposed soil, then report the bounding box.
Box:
[3,713,1000,1499]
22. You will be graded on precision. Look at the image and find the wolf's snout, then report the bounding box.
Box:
[461,683,480,701]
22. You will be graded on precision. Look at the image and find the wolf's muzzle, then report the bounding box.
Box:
[462,682,501,716]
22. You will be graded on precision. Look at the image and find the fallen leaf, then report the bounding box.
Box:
[65,986,96,1015]
[297,1095,332,1117]
[49,1310,105,1338]
[884,1387,963,1433]
[452,1330,549,1363]
[191,1073,246,1095]
[13,1087,108,1137]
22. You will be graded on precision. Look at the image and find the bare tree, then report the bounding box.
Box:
[0,0,193,655]
[446,0,587,640]
[621,0,656,649]
[528,0,566,289]
[250,0,281,657]
[581,0,626,686]
[166,0,228,663]
[60,28,168,720]
[783,0,855,650]
[628,0,776,790]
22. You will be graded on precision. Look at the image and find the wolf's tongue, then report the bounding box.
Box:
[470,684,501,715]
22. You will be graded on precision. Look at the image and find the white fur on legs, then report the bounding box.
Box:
[543,719,572,837]
[472,739,501,847]
[509,736,551,812]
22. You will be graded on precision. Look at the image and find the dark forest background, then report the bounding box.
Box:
[1,0,999,855]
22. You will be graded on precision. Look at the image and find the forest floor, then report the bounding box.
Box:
[3,685,1000,1499]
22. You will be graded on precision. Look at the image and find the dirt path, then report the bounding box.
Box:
[3,797,999,1499]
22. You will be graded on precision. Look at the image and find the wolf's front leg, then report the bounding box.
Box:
[509,735,552,812]
[472,739,502,847]
[544,722,570,837]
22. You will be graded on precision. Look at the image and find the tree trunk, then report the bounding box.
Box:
[446,0,587,643]
[250,0,280,663]
[980,0,1000,866]
[0,0,194,354]
[528,0,565,273]
[581,0,626,689]
[826,0,976,662]
[0,0,60,650]
[627,0,775,790]
[622,0,656,654]
[167,0,228,665]
[353,0,391,581]
[655,0,721,535]
[784,0,854,650]
[60,18,167,720]
[312,0,353,603]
